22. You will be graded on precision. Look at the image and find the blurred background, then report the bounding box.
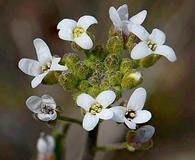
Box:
[0,0,195,159]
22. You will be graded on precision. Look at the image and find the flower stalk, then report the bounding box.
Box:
[81,125,99,160]
[57,115,82,125]
[96,142,127,152]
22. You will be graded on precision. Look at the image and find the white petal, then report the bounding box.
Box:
[58,29,74,41]
[45,135,55,152]
[77,15,98,31]
[129,24,149,41]
[83,113,99,131]
[149,28,166,45]
[109,6,123,30]
[31,72,48,88]
[117,4,128,20]
[74,32,93,50]
[57,19,77,30]
[130,10,147,25]
[155,45,177,62]
[41,94,56,110]
[26,96,42,113]
[96,109,113,120]
[96,90,116,108]
[132,110,152,124]
[124,118,136,129]
[33,38,52,65]
[50,57,68,71]
[76,93,95,111]
[110,106,126,123]
[127,87,146,111]
[134,125,155,143]
[18,58,42,76]
[131,42,152,59]
[37,111,57,121]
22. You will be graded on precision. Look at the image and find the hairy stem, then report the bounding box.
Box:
[96,142,127,152]
[81,125,99,160]
[57,115,82,125]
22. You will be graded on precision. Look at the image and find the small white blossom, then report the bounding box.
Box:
[57,15,98,50]
[110,88,151,129]
[76,90,116,131]
[18,38,67,88]
[109,4,147,35]
[37,133,55,160]
[130,26,177,62]
[26,94,57,121]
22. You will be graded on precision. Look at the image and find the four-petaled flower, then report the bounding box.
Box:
[26,94,57,121]
[111,88,151,129]
[57,15,98,50]
[109,4,147,35]
[76,90,116,131]
[18,38,68,88]
[130,26,177,62]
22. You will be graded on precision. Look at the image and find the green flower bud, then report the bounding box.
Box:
[139,55,161,68]
[88,71,103,86]
[58,71,78,90]
[121,70,143,89]
[106,71,123,86]
[104,54,121,71]
[90,45,107,61]
[100,79,111,90]
[87,86,101,97]
[78,80,91,92]
[120,58,138,73]
[42,71,58,85]
[125,34,136,52]
[74,61,91,80]
[107,36,124,55]
[61,53,80,70]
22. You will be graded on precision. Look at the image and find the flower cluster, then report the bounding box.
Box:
[18,3,176,154]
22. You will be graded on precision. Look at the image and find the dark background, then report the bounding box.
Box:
[0,0,195,159]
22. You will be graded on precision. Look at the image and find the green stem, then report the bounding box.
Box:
[81,124,99,160]
[53,124,70,160]
[96,142,127,152]
[57,115,82,125]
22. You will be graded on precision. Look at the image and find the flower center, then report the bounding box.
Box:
[42,61,51,72]
[125,110,136,121]
[89,103,103,115]
[147,40,157,51]
[41,105,54,114]
[73,27,84,38]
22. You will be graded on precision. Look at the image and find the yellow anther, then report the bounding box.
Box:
[73,27,84,38]
[147,40,157,51]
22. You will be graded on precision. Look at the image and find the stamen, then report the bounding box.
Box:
[125,110,136,120]
[147,40,157,51]
[73,27,85,38]
[42,61,51,72]
[89,103,103,115]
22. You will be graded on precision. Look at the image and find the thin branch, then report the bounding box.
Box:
[96,142,127,152]
[57,115,82,125]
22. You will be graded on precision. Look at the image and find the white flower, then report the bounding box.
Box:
[76,90,116,131]
[110,88,151,129]
[130,26,177,62]
[18,38,68,88]
[26,94,57,121]
[57,15,98,50]
[109,4,147,35]
[37,133,55,154]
